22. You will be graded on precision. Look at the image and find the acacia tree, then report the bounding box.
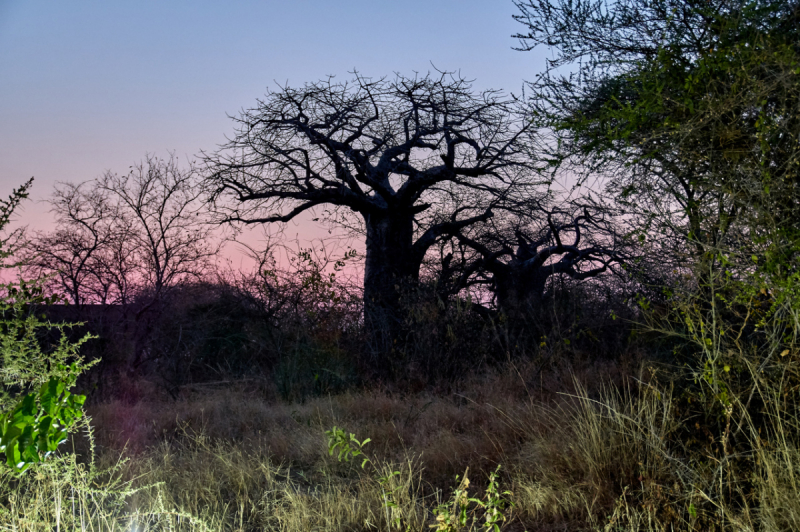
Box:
[513,0,800,291]
[204,72,543,359]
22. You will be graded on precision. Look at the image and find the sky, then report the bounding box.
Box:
[0,0,548,266]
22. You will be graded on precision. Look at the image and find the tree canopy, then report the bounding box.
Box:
[204,72,546,365]
[514,0,800,290]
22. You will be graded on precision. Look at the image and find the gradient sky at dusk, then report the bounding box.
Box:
[1,0,547,257]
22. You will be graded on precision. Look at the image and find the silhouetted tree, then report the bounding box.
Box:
[203,72,544,366]
[24,155,220,388]
[439,197,630,317]
[24,181,131,307]
[94,154,218,309]
[26,154,217,309]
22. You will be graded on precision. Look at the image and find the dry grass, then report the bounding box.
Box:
[1,342,799,531]
[37,352,633,531]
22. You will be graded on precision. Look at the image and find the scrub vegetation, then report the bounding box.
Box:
[2,0,799,530]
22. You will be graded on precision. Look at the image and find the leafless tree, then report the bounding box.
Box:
[95,154,218,308]
[23,154,221,389]
[25,155,217,309]
[440,195,632,317]
[23,181,131,307]
[203,71,545,361]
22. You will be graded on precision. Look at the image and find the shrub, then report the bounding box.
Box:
[0,179,98,474]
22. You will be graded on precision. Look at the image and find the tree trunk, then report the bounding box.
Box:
[362,211,419,368]
[495,264,549,319]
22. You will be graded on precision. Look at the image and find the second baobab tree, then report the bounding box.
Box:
[203,72,544,366]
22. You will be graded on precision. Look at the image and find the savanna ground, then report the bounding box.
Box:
[12,347,649,532]
[4,279,799,532]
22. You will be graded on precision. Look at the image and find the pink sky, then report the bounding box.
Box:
[1,0,549,275]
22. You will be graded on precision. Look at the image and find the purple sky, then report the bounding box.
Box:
[1,0,547,261]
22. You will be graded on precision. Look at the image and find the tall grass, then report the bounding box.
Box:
[3,278,798,531]
[0,416,212,531]
[508,289,800,531]
[2,336,799,531]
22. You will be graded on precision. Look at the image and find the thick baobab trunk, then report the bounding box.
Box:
[492,265,551,355]
[494,264,549,319]
[362,211,419,366]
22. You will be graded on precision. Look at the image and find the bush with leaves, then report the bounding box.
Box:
[0,180,97,474]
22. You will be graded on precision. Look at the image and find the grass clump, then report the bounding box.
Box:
[505,279,800,531]
[0,417,211,532]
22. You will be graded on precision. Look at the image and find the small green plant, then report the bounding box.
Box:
[326,426,402,529]
[430,466,513,532]
[325,426,514,531]
[326,425,372,467]
[0,362,86,473]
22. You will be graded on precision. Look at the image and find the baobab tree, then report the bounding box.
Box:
[203,72,544,362]
[440,197,631,317]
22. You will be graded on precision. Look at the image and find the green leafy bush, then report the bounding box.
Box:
[0,180,97,474]
[0,364,86,473]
